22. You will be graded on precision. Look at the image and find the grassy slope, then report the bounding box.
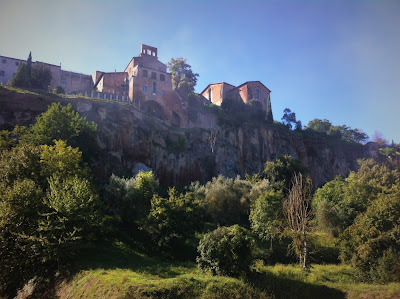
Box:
[56,235,400,299]
[56,241,268,299]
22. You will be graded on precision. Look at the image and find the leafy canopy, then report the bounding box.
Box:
[197,225,254,277]
[168,58,199,100]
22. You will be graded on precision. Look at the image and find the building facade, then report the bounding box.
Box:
[0,55,93,94]
[201,81,273,122]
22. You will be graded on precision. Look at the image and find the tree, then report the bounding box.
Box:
[197,225,254,277]
[281,108,301,130]
[105,171,158,223]
[198,176,252,226]
[20,103,98,161]
[144,188,203,257]
[305,119,332,133]
[11,52,32,88]
[27,51,32,79]
[313,176,348,236]
[340,191,400,282]
[167,58,199,100]
[31,64,52,90]
[283,173,313,270]
[11,63,30,88]
[264,155,308,192]
[250,190,284,248]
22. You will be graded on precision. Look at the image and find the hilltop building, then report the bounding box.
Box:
[200,81,273,121]
[0,55,92,94]
[1,44,272,126]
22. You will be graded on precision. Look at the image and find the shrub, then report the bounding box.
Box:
[144,188,203,257]
[105,171,158,222]
[339,191,400,282]
[196,176,252,226]
[53,86,65,94]
[197,225,254,277]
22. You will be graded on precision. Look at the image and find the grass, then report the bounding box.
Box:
[56,241,268,298]
[54,235,400,298]
[256,263,400,298]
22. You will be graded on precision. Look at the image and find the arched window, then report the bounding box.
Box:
[256,88,260,100]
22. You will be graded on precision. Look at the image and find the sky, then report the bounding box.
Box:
[1,0,399,142]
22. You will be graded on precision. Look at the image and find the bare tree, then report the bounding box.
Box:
[208,130,218,153]
[283,173,313,270]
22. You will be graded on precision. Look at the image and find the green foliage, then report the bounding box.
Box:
[305,118,368,143]
[314,159,400,237]
[31,64,52,90]
[11,63,31,88]
[250,190,284,244]
[218,97,267,126]
[264,155,308,192]
[0,179,44,295]
[0,130,102,296]
[105,171,158,223]
[281,108,302,130]
[340,191,400,282]
[191,175,252,226]
[0,130,15,151]
[313,176,349,236]
[305,119,332,133]
[40,140,89,179]
[197,225,254,277]
[144,188,203,257]
[168,58,199,100]
[20,102,98,161]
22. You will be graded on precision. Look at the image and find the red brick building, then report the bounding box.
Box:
[200,81,273,122]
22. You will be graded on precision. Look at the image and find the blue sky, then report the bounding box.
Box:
[1,0,399,142]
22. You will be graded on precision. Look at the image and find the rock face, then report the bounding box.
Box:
[0,87,375,187]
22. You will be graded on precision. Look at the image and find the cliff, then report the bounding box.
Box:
[0,86,375,187]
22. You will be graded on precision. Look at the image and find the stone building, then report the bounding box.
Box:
[0,55,93,94]
[200,81,273,121]
[2,45,274,127]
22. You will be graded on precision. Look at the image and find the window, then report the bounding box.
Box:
[153,82,157,95]
[256,88,260,100]
[0,71,4,76]
[1,59,6,64]
[160,74,165,81]
[143,85,148,93]
[151,72,156,80]
[62,78,67,84]
[161,90,165,97]
[15,62,19,66]
[143,70,148,77]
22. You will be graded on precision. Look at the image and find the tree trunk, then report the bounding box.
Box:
[302,232,308,270]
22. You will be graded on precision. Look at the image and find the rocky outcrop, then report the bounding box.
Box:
[0,87,375,187]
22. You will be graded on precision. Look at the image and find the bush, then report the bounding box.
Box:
[53,86,65,94]
[197,225,254,277]
[194,176,252,226]
[339,191,400,282]
[144,188,203,257]
[105,171,158,222]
